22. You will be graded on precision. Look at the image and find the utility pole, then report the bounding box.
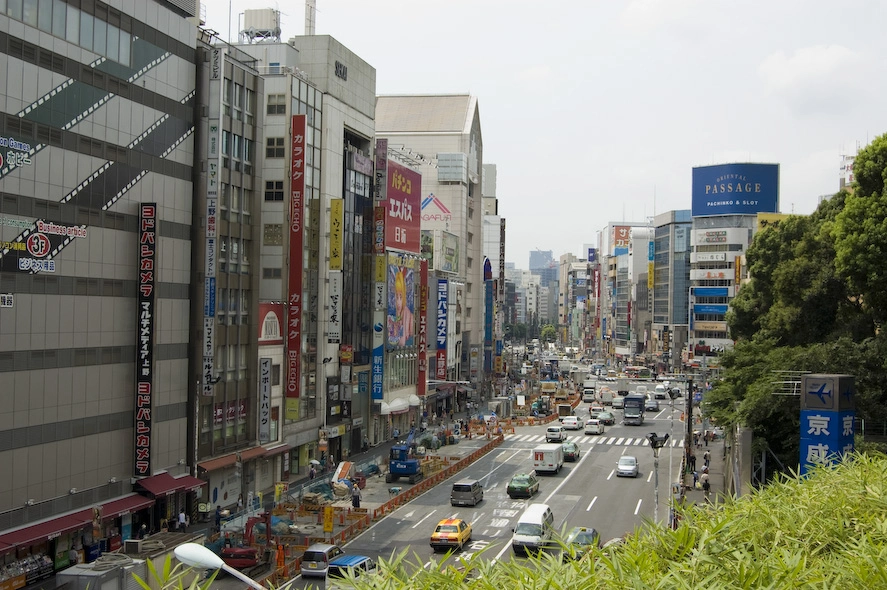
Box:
[686,378,694,468]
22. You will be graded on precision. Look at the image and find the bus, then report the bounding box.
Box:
[624,366,652,379]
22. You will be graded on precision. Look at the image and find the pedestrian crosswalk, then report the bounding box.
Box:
[503,433,683,447]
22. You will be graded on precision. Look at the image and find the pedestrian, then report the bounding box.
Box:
[705,431,709,447]
[363,435,369,452]
[703,449,711,468]
[237,494,243,512]
[701,470,711,495]
[689,453,696,472]
[214,505,222,532]
[351,484,362,509]
[309,465,317,480]
[138,524,148,539]
[178,509,187,532]
[692,470,699,488]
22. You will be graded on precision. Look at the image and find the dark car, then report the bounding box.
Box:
[562,526,601,560]
[507,472,540,499]
[562,441,580,462]
[645,399,660,411]
[598,411,615,425]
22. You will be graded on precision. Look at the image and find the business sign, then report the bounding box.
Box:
[385,161,421,253]
[286,115,306,401]
[135,203,157,477]
[484,280,494,374]
[799,374,855,476]
[328,270,342,343]
[696,252,727,262]
[0,218,88,273]
[691,163,779,217]
[420,192,452,222]
[694,304,728,315]
[692,321,726,332]
[417,260,428,396]
[258,358,272,443]
[329,198,344,270]
[373,206,386,255]
[436,279,448,380]
[374,138,388,203]
[420,229,434,264]
[587,247,597,263]
[387,254,418,349]
[613,225,630,255]
[441,231,459,274]
[469,346,479,380]
[371,310,384,400]
[757,212,789,232]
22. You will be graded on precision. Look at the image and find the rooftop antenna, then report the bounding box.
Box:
[305,0,316,35]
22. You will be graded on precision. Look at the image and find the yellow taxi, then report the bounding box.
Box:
[429,518,472,552]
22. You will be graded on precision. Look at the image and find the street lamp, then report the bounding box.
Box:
[647,432,669,525]
[174,543,268,590]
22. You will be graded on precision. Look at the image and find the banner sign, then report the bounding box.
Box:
[436,279,448,380]
[417,260,428,396]
[259,358,271,443]
[328,270,342,343]
[286,115,306,399]
[135,203,157,477]
[330,198,344,270]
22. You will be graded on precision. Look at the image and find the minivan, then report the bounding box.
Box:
[300,543,344,578]
[327,554,377,581]
[450,479,484,506]
[512,503,555,555]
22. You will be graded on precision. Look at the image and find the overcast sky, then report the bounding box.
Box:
[204,0,887,267]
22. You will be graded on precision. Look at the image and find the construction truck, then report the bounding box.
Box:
[387,428,424,484]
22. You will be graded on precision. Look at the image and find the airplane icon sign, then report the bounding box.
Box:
[809,383,832,406]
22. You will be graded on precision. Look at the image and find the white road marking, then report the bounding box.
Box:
[411,509,437,529]
[586,496,597,511]
[634,498,643,515]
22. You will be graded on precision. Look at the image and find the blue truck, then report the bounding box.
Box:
[386,428,424,484]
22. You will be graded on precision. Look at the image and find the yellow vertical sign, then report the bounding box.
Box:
[330,199,344,270]
[323,505,334,532]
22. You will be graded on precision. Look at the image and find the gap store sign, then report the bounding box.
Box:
[691,163,779,217]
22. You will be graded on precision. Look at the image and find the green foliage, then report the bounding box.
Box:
[131,554,216,590]
[540,325,556,343]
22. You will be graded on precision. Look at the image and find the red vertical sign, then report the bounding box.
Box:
[135,203,156,477]
[417,260,428,396]
[286,115,306,398]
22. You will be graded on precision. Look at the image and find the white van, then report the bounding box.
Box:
[612,396,625,409]
[512,503,555,555]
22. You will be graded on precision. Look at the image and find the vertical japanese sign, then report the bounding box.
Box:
[800,374,855,476]
[203,120,220,396]
[436,279,448,380]
[259,358,271,443]
[372,255,385,400]
[484,279,494,374]
[286,115,306,408]
[373,206,386,255]
[613,225,630,255]
[417,260,428,397]
[329,198,344,270]
[374,138,388,203]
[328,270,342,343]
[135,203,156,477]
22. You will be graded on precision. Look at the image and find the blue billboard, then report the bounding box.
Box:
[691,163,779,217]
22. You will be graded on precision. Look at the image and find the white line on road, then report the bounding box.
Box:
[646,471,653,483]
[607,468,615,480]
[586,496,597,511]
[411,509,437,529]
[634,498,643,515]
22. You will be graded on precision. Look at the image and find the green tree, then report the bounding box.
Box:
[834,132,887,329]
[540,324,556,344]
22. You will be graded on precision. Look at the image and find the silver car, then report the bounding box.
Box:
[616,456,639,478]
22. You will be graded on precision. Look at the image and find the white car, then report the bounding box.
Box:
[562,416,581,430]
[584,419,605,435]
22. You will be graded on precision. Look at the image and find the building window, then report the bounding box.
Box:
[264,181,284,201]
[263,267,282,279]
[267,94,286,115]
[272,365,281,386]
[264,224,283,246]
[266,137,285,158]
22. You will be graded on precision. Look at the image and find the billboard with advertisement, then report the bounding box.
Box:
[286,115,306,403]
[385,161,421,253]
[441,231,460,273]
[691,163,779,217]
[387,263,415,348]
[420,230,434,264]
[612,226,630,255]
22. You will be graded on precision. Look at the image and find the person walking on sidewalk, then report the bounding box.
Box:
[703,449,711,469]
[351,484,362,508]
[700,468,711,497]
[689,453,697,473]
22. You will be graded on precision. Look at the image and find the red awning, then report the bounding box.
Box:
[174,475,207,492]
[262,443,291,456]
[99,494,154,519]
[0,514,89,547]
[239,447,267,461]
[135,472,181,497]
[197,453,238,472]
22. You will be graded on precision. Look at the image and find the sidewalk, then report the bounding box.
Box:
[680,432,725,508]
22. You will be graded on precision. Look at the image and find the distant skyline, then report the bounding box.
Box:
[204,0,887,265]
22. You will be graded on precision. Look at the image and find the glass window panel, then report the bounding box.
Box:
[51,0,65,36]
[7,0,22,20]
[65,4,78,43]
[80,11,93,52]
[93,18,106,55]
[119,31,130,66]
[37,0,51,31]
[107,24,119,62]
[0,0,6,16]
[22,0,37,26]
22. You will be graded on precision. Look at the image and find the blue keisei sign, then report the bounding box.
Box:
[692,163,779,217]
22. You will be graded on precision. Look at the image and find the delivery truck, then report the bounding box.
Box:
[532,443,564,474]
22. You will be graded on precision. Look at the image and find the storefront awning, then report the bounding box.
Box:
[197,452,238,472]
[379,401,391,415]
[239,447,267,461]
[408,394,421,407]
[0,514,89,547]
[389,397,409,414]
[93,494,154,519]
[135,472,182,497]
[175,475,207,492]
[262,443,291,456]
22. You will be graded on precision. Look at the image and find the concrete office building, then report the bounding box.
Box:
[0,0,206,568]
[651,209,691,373]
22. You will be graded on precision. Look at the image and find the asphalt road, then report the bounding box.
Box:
[277,398,687,589]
